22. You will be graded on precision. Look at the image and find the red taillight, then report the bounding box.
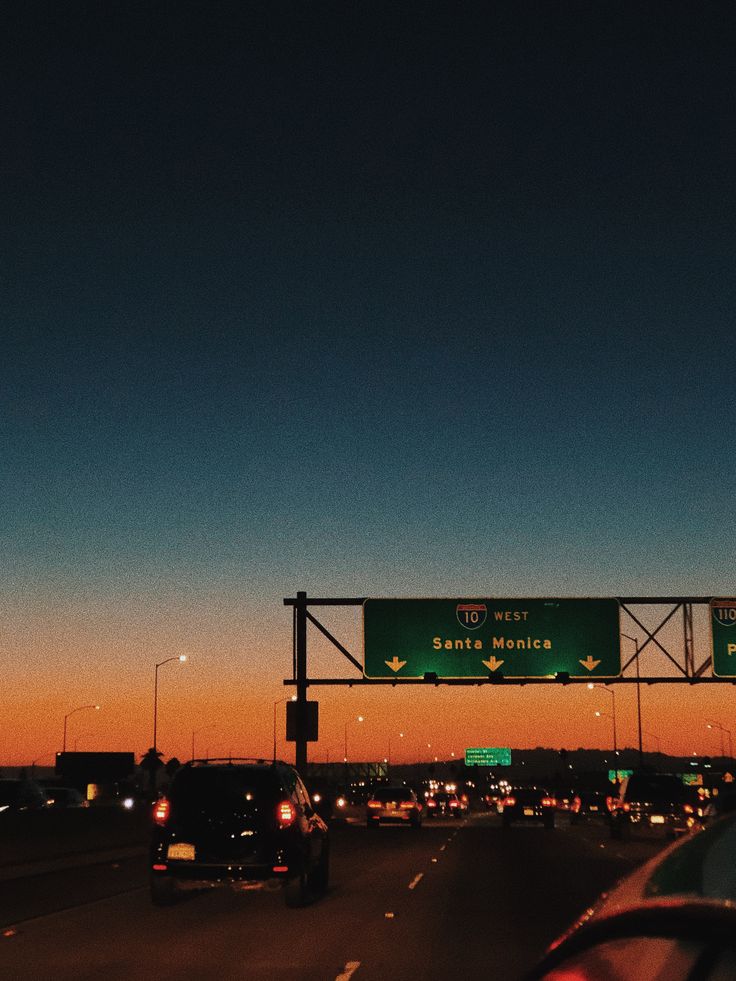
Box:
[427,799,437,808]
[622,802,631,812]
[272,865,289,873]
[572,797,581,813]
[367,800,382,809]
[504,796,516,807]
[153,798,170,825]
[399,801,415,810]
[684,803,694,814]
[152,863,167,871]
[541,797,556,808]
[449,800,459,808]
[276,800,297,828]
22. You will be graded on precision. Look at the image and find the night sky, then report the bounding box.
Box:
[3,2,735,766]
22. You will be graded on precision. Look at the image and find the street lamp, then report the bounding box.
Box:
[344,715,364,764]
[588,683,617,758]
[62,704,100,753]
[153,655,187,754]
[273,695,297,761]
[622,633,642,764]
[706,720,733,757]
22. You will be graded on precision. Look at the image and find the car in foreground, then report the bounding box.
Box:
[366,785,422,828]
[426,791,463,819]
[609,772,696,840]
[150,758,329,907]
[502,787,556,829]
[526,809,736,980]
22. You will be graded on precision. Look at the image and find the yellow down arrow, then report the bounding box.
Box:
[579,656,601,672]
[482,656,504,672]
[385,656,407,673]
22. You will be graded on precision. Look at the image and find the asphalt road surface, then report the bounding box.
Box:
[1,810,666,980]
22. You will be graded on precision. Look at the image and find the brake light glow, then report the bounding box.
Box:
[541,797,556,808]
[276,800,297,827]
[622,802,631,812]
[152,863,167,871]
[153,798,170,825]
[427,799,437,808]
[572,797,581,813]
[504,796,516,807]
[449,800,459,808]
[367,800,382,809]
[683,803,694,814]
[272,865,289,873]
[400,801,415,809]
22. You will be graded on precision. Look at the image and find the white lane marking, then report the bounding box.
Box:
[335,961,361,981]
[408,873,424,890]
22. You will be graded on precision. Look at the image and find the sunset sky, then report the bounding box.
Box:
[3,2,735,768]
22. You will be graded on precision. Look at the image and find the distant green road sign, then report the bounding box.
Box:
[711,599,736,677]
[363,598,621,679]
[465,747,511,767]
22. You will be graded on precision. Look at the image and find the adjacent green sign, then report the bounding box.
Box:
[465,747,511,767]
[711,599,736,677]
[608,769,633,783]
[363,598,621,679]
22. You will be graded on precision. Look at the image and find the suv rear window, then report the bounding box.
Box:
[171,767,281,810]
[372,787,412,802]
[625,776,687,804]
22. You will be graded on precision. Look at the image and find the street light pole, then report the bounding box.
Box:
[706,721,732,758]
[62,704,100,753]
[589,684,617,759]
[622,633,642,765]
[153,655,187,754]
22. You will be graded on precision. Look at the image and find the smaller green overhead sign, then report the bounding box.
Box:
[711,599,736,677]
[465,747,512,767]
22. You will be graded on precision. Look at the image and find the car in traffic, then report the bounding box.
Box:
[570,790,610,824]
[426,791,463,819]
[609,772,696,840]
[150,758,329,906]
[0,778,48,813]
[366,785,422,828]
[527,809,736,979]
[43,786,87,808]
[501,787,556,829]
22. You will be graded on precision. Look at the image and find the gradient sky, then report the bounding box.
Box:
[2,2,736,767]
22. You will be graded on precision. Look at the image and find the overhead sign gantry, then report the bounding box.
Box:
[363,597,621,679]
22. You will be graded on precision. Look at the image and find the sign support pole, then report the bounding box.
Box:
[294,591,308,770]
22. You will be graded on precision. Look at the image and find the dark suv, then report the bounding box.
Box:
[150,759,329,906]
[609,772,694,839]
[502,787,556,829]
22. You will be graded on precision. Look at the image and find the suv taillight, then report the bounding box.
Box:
[276,800,297,828]
[153,798,170,825]
[504,796,516,807]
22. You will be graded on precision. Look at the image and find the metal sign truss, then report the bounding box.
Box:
[283,593,732,767]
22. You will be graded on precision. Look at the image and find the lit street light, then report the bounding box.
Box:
[62,704,100,753]
[153,655,187,754]
[706,720,733,757]
[621,633,642,764]
[344,715,364,763]
[588,683,617,757]
[273,695,297,761]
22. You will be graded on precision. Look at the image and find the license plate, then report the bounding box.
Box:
[167,842,195,860]
[590,806,599,812]
[650,815,665,825]
[523,808,534,816]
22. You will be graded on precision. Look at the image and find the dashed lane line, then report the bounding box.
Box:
[408,873,424,890]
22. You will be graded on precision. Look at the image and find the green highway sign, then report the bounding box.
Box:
[608,769,633,783]
[363,598,621,679]
[465,747,511,767]
[711,599,736,677]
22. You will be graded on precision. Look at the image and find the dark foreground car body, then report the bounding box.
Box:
[609,772,696,839]
[502,787,556,829]
[527,810,736,980]
[150,759,329,906]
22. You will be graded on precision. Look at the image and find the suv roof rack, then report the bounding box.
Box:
[185,757,292,768]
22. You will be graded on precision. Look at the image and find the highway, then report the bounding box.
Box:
[1,809,665,980]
